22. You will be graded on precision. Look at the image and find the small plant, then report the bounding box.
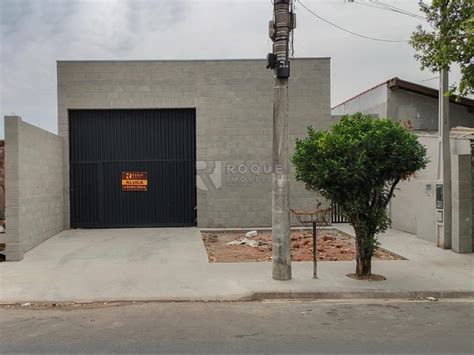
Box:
[293,113,428,279]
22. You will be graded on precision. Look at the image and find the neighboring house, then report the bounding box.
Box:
[390,128,473,253]
[331,77,474,130]
[332,78,473,253]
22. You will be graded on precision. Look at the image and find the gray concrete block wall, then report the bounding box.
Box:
[3,117,21,260]
[57,58,331,228]
[2,116,63,261]
[472,159,474,250]
[452,154,472,253]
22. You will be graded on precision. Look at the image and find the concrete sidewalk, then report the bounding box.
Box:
[0,226,473,302]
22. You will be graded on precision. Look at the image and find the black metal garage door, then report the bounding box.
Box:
[69,109,196,228]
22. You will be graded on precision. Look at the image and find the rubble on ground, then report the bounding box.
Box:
[202,229,402,263]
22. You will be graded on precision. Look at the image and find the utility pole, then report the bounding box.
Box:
[436,68,452,249]
[267,0,295,280]
[435,1,451,250]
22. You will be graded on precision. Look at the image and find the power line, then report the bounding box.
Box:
[351,0,424,20]
[371,1,425,19]
[369,1,426,21]
[421,76,439,82]
[350,1,426,21]
[298,0,409,43]
[351,1,391,11]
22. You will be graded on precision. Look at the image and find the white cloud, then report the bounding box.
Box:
[0,0,461,137]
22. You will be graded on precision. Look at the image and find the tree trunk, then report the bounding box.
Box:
[355,229,372,278]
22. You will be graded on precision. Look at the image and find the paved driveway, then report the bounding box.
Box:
[0,228,212,301]
[1,226,473,302]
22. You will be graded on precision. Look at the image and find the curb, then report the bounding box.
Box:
[1,291,473,307]
[250,290,474,300]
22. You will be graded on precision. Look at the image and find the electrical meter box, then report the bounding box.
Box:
[436,184,443,209]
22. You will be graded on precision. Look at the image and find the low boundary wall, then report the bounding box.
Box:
[2,116,63,261]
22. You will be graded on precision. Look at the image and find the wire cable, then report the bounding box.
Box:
[353,0,425,20]
[421,76,439,82]
[298,0,409,43]
[370,1,426,20]
[350,1,426,21]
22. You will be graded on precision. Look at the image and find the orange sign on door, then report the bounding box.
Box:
[121,172,148,191]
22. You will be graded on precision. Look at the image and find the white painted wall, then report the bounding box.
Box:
[388,90,474,130]
[331,83,387,118]
[390,133,472,252]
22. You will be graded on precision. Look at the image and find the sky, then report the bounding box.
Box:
[0,0,461,137]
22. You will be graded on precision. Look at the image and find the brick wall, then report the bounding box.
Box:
[57,59,331,228]
[2,116,63,261]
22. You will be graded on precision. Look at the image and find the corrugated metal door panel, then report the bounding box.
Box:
[69,109,196,228]
[70,163,100,228]
[70,109,196,162]
[101,161,195,227]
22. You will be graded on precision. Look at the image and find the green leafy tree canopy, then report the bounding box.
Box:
[293,113,428,278]
[410,0,474,97]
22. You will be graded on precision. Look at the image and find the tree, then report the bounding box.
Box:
[410,0,474,97]
[293,114,428,279]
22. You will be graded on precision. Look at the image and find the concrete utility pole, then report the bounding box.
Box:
[267,0,294,280]
[436,68,452,249]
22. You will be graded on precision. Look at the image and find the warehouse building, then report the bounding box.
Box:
[3,58,331,260]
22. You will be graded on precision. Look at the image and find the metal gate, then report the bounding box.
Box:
[69,109,196,228]
[331,203,348,223]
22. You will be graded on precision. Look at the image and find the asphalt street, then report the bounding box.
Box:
[1,299,473,354]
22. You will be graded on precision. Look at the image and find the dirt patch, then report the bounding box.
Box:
[202,229,402,263]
